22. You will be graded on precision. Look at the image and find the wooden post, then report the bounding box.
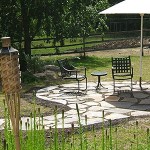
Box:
[0,37,21,150]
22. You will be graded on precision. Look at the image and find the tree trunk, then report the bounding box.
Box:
[24,35,31,56]
[21,0,31,56]
[83,36,86,57]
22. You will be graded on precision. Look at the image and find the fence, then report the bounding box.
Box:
[13,30,150,56]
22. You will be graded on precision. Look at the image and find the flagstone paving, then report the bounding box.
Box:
[1,81,150,130]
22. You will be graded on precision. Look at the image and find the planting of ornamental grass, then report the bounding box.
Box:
[1,100,150,150]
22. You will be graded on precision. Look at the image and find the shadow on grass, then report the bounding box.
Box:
[71,56,112,69]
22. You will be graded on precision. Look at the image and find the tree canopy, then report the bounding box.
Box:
[0,0,108,57]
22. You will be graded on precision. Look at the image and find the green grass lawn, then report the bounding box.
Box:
[66,55,150,82]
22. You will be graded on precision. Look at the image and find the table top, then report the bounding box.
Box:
[91,71,107,76]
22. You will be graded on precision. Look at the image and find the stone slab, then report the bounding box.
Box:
[100,101,116,108]
[121,97,138,103]
[131,111,150,117]
[83,111,104,118]
[133,92,149,99]
[104,108,133,114]
[105,113,129,120]
[83,101,99,106]
[105,95,120,102]
[130,105,150,111]
[139,98,150,105]
[106,101,134,109]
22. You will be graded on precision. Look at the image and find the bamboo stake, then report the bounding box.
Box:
[5,94,21,150]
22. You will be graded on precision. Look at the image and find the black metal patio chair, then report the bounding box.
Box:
[57,58,87,92]
[112,56,133,92]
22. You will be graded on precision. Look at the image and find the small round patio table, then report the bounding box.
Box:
[91,71,107,90]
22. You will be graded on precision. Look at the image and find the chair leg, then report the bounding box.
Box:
[85,77,87,90]
[131,78,133,92]
[78,80,80,92]
[77,78,87,92]
[113,79,115,92]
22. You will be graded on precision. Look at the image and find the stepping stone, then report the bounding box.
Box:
[133,92,149,99]
[68,103,87,109]
[100,101,116,108]
[58,117,78,124]
[86,90,97,95]
[93,97,104,102]
[83,111,105,118]
[85,118,104,125]
[119,92,132,98]
[105,113,129,120]
[107,101,134,109]
[130,105,150,111]
[65,109,78,115]
[121,97,138,103]
[61,95,76,99]
[88,106,109,111]
[67,99,82,104]
[36,96,52,101]
[84,93,103,99]
[65,109,86,115]
[47,93,62,97]
[83,101,99,106]
[43,116,54,121]
[88,106,102,111]
[139,98,150,105]
[79,97,95,102]
[98,106,110,111]
[131,111,150,117]
[66,114,85,120]
[104,108,133,114]
[50,99,67,105]
[54,123,79,129]
[36,92,49,96]
[41,120,55,125]
[105,95,120,102]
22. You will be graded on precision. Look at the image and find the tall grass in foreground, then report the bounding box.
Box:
[2,102,150,150]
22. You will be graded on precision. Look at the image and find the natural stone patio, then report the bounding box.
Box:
[35,81,150,129]
[1,81,150,130]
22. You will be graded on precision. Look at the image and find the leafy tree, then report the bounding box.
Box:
[0,0,108,70]
[64,0,109,56]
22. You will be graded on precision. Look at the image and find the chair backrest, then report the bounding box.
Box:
[57,58,75,77]
[112,56,132,73]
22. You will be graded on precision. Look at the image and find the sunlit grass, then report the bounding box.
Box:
[65,55,150,82]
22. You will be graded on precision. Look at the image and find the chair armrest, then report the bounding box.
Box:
[69,67,86,77]
[76,67,86,76]
[75,67,86,71]
[111,67,115,79]
[112,67,115,73]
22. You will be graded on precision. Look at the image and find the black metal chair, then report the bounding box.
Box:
[112,56,133,92]
[57,58,87,92]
